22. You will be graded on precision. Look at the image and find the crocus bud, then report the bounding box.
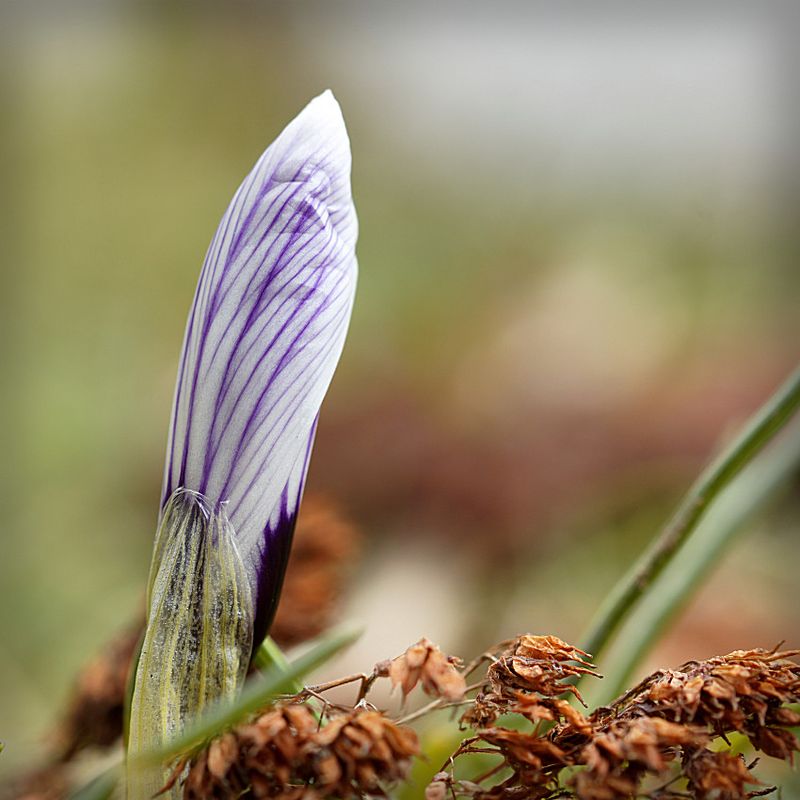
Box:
[127,91,358,797]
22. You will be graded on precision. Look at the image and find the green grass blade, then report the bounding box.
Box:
[252,635,302,694]
[593,419,800,703]
[580,363,800,661]
[68,764,121,800]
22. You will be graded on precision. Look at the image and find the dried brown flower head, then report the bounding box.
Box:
[612,647,800,762]
[492,635,594,699]
[181,704,419,799]
[465,634,596,728]
[179,704,317,798]
[684,749,760,800]
[439,643,800,800]
[474,728,569,785]
[573,716,705,799]
[311,708,420,793]
[379,638,466,702]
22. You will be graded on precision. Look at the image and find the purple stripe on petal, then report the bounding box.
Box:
[159,91,357,646]
[251,413,319,644]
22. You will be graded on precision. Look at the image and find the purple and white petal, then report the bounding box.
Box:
[161,90,357,643]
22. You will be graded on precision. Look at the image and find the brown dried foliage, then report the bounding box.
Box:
[0,765,71,800]
[11,618,800,800]
[179,704,419,799]
[442,641,800,800]
[572,716,706,800]
[377,638,466,702]
[270,495,360,648]
[174,637,463,798]
[54,619,142,760]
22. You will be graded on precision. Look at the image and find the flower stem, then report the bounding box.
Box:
[580,363,800,661]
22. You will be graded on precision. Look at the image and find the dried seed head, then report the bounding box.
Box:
[492,635,595,700]
[385,638,466,702]
[616,647,800,760]
[578,716,705,787]
[180,704,319,799]
[684,749,759,800]
[439,643,799,800]
[180,704,419,799]
[478,728,569,774]
[465,634,598,728]
[311,709,420,792]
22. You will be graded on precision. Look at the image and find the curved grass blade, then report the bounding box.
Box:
[593,418,800,703]
[68,763,121,800]
[253,635,303,694]
[580,363,800,661]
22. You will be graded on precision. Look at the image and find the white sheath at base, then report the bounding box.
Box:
[126,489,254,799]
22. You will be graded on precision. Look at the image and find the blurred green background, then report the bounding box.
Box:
[1,0,799,786]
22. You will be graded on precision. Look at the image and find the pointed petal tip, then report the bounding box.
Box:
[310,88,342,116]
[291,89,350,151]
[316,87,338,105]
[276,90,355,237]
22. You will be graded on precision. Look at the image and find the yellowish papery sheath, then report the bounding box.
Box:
[127,489,254,799]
